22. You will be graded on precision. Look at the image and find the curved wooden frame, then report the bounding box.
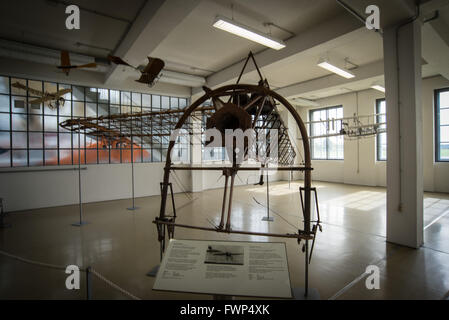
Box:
[154,83,315,296]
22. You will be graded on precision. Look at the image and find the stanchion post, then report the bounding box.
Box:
[86,267,92,300]
[127,120,139,211]
[72,118,87,226]
[262,171,274,222]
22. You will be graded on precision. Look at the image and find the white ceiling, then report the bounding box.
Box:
[151,0,345,76]
[0,0,145,58]
[0,0,448,102]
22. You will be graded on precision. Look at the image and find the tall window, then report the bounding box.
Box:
[376,99,387,161]
[435,87,449,162]
[309,106,344,160]
[0,75,189,167]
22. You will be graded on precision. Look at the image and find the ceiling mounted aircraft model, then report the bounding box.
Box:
[11,82,72,109]
[108,55,165,87]
[57,50,97,76]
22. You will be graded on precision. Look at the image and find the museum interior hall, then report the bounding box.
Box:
[0,0,449,301]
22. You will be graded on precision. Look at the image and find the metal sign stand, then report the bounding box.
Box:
[72,119,88,227]
[262,172,274,222]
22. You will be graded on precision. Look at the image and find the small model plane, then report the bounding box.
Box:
[57,50,97,76]
[11,82,72,109]
[108,55,165,87]
[207,246,243,261]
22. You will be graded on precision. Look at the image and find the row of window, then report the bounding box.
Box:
[309,87,449,162]
[0,75,190,167]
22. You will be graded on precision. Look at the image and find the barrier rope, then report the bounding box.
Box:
[89,268,142,300]
[0,249,142,300]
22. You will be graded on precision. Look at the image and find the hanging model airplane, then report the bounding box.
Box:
[57,50,97,76]
[108,55,165,87]
[11,82,72,109]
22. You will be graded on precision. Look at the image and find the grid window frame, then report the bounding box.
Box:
[309,105,344,161]
[435,87,449,162]
[0,75,190,168]
[376,98,387,162]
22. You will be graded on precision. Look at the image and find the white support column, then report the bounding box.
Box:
[383,20,423,248]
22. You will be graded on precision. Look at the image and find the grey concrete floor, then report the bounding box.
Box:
[0,181,449,300]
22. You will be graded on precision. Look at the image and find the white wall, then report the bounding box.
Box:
[296,75,449,193]
[0,161,283,212]
[0,163,191,212]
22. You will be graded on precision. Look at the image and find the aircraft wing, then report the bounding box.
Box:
[142,57,165,75]
[77,63,97,69]
[12,82,44,96]
[29,97,50,104]
[52,89,72,98]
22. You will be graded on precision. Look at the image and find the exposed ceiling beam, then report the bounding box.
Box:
[105,0,201,85]
[422,22,449,80]
[276,60,384,99]
[195,13,362,93]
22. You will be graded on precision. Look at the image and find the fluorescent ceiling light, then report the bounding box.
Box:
[371,85,385,93]
[317,61,355,79]
[213,16,286,50]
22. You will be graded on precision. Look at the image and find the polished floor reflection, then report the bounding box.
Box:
[0,181,449,300]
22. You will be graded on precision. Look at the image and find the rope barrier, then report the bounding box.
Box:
[90,268,142,300]
[0,249,142,300]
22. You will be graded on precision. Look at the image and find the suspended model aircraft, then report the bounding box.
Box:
[11,82,72,109]
[57,50,97,76]
[304,113,387,140]
[108,55,165,87]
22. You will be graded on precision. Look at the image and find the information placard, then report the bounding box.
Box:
[153,239,292,298]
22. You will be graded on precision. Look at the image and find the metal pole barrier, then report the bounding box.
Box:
[72,119,87,226]
[262,172,274,222]
[86,267,92,300]
[127,120,139,211]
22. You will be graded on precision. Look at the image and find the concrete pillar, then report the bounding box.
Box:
[383,20,423,248]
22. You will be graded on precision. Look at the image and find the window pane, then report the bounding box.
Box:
[0,131,10,149]
[121,92,131,105]
[440,91,449,108]
[86,103,97,117]
[110,90,120,104]
[12,114,26,131]
[11,78,27,95]
[59,133,72,149]
[0,76,9,94]
[72,86,84,101]
[59,150,72,165]
[0,150,10,167]
[29,132,43,148]
[73,101,84,117]
[440,143,449,160]
[440,109,449,126]
[29,150,43,166]
[13,97,27,113]
[12,132,27,148]
[152,95,161,109]
[142,94,151,107]
[45,150,58,166]
[12,150,27,167]
[0,113,10,130]
[441,126,449,142]
[44,116,58,132]
[44,133,58,148]
[0,94,10,112]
